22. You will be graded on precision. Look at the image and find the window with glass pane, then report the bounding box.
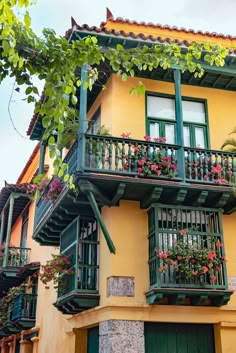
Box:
[147,95,209,148]
[182,101,205,124]
[87,108,101,134]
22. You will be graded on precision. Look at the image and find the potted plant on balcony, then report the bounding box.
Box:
[121,134,178,178]
[156,229,226,285]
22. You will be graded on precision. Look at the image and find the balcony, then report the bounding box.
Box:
[0,293,37,337]
[33,134,236,245]
[54,217,100,315]
[0,247,31,296]
[53,264,99,315]
[146,204,233,306]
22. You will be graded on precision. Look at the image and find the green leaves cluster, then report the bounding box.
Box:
[0,0,230,183]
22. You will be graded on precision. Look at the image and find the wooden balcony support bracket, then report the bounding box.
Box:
[78,180,112,207]
[78,180,116,254]
[193,190,208,206]
[111,183,126,206]
[140,187,163,209]
[146,288,233,307]
[175,189,188,204]
[216,192,231,208]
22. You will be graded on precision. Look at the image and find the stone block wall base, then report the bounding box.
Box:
[99,320,144,353]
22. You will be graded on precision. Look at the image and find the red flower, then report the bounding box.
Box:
[144,135,151,141]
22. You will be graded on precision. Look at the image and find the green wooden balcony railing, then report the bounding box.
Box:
[0,247,31,268]
[0,293,37,336]
[34,134,236,229]
[148,205,227,291]
[11,293,37,323]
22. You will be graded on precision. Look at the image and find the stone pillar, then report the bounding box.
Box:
[99,320,144,353]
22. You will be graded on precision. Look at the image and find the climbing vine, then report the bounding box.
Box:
[0,0,230,185]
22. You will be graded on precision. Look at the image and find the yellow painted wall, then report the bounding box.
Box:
[100,74,236,150]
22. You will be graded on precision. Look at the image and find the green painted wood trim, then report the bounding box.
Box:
[174,69,185,181]
[146,288,233,306]
[3,195,15,267]
[0,212,5,245]
[146,92,210,149]
[77,64,88,172]
[86,190,116,254]
[38,142,46,175]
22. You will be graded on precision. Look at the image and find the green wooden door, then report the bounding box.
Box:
[145,323,215,353]
[87,326,99,353]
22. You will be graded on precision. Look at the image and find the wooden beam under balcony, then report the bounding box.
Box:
[146,288,233,307]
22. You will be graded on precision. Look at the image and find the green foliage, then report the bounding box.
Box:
[0,0,230,180]
[221,127,236,152]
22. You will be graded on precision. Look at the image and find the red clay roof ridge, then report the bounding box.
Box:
[100,8,235,40]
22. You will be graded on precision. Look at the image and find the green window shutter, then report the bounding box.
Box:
[59,216,99,298]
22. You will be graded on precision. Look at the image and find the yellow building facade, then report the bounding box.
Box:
[0,10,236,353]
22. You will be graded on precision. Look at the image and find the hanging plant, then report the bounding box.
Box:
[39,254,73,289]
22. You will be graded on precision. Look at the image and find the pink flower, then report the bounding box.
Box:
[207,250,216,260]
[160,137,166,143]
[211,275,217,283]
[202,266,208,273]
[192,271,198,276]
[216,243,223,248]
[138,159,146,166]
[144,135,151,141]
[179,229,187,235]
[137,168,143,174]
[153,137,160,142]
[227,170,233,175]
[177,256,182,261]
[173,239,177,244]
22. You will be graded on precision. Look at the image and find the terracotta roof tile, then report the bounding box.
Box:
[100,8,235,40]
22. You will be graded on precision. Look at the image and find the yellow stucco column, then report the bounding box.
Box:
[66,328,87,353]
[20,339,33,353]
[31,337,39,353]
[8,341,14,353]
[215,322,236,353]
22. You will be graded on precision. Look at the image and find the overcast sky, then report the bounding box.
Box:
[0,0,235,188]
